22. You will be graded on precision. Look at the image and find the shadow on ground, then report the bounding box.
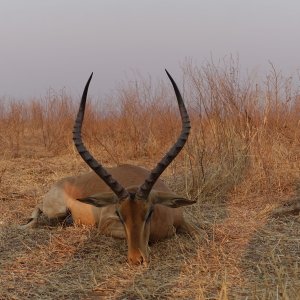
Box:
[236,183,300,299]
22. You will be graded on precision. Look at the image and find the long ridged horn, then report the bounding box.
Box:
[73,73,129,200]
[136,70,191,200]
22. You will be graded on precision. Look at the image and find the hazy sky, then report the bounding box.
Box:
[1,0,300,100]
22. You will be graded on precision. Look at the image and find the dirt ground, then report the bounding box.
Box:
[0,154,299,300]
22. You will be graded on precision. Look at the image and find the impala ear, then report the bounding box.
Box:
[77,192,119,207]
[151,191,196,208]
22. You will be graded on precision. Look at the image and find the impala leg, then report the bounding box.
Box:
[176,220,204,238]
[20,206,42,229]
[99,217,126,239]
[106,228,126,239]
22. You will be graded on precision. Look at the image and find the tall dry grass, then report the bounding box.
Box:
[0,59,299,200]
[0,59,299,212]
[184,59,299,199]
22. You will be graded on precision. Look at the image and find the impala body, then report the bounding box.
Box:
[23,70,197,265]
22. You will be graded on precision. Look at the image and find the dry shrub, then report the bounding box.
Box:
[27,89,75,153]
[180,58,299,202]
[0,100,28,157]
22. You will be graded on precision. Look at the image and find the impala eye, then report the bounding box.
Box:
[145,207,154,222]
[115,210,124,223]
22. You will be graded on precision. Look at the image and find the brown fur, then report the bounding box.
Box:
[23,164,196,264]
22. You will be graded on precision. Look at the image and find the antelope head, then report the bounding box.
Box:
[73,71,195,265]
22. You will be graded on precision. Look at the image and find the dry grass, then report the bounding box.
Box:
[0,60,300,299]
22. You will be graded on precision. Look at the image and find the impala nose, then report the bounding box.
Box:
[129,256,143,265]
[128,251,148,265]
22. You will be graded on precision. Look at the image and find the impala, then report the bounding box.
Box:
[22,70,197,265]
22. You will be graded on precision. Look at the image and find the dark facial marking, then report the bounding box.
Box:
[145,206,154,223]
[115,209,124,224]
